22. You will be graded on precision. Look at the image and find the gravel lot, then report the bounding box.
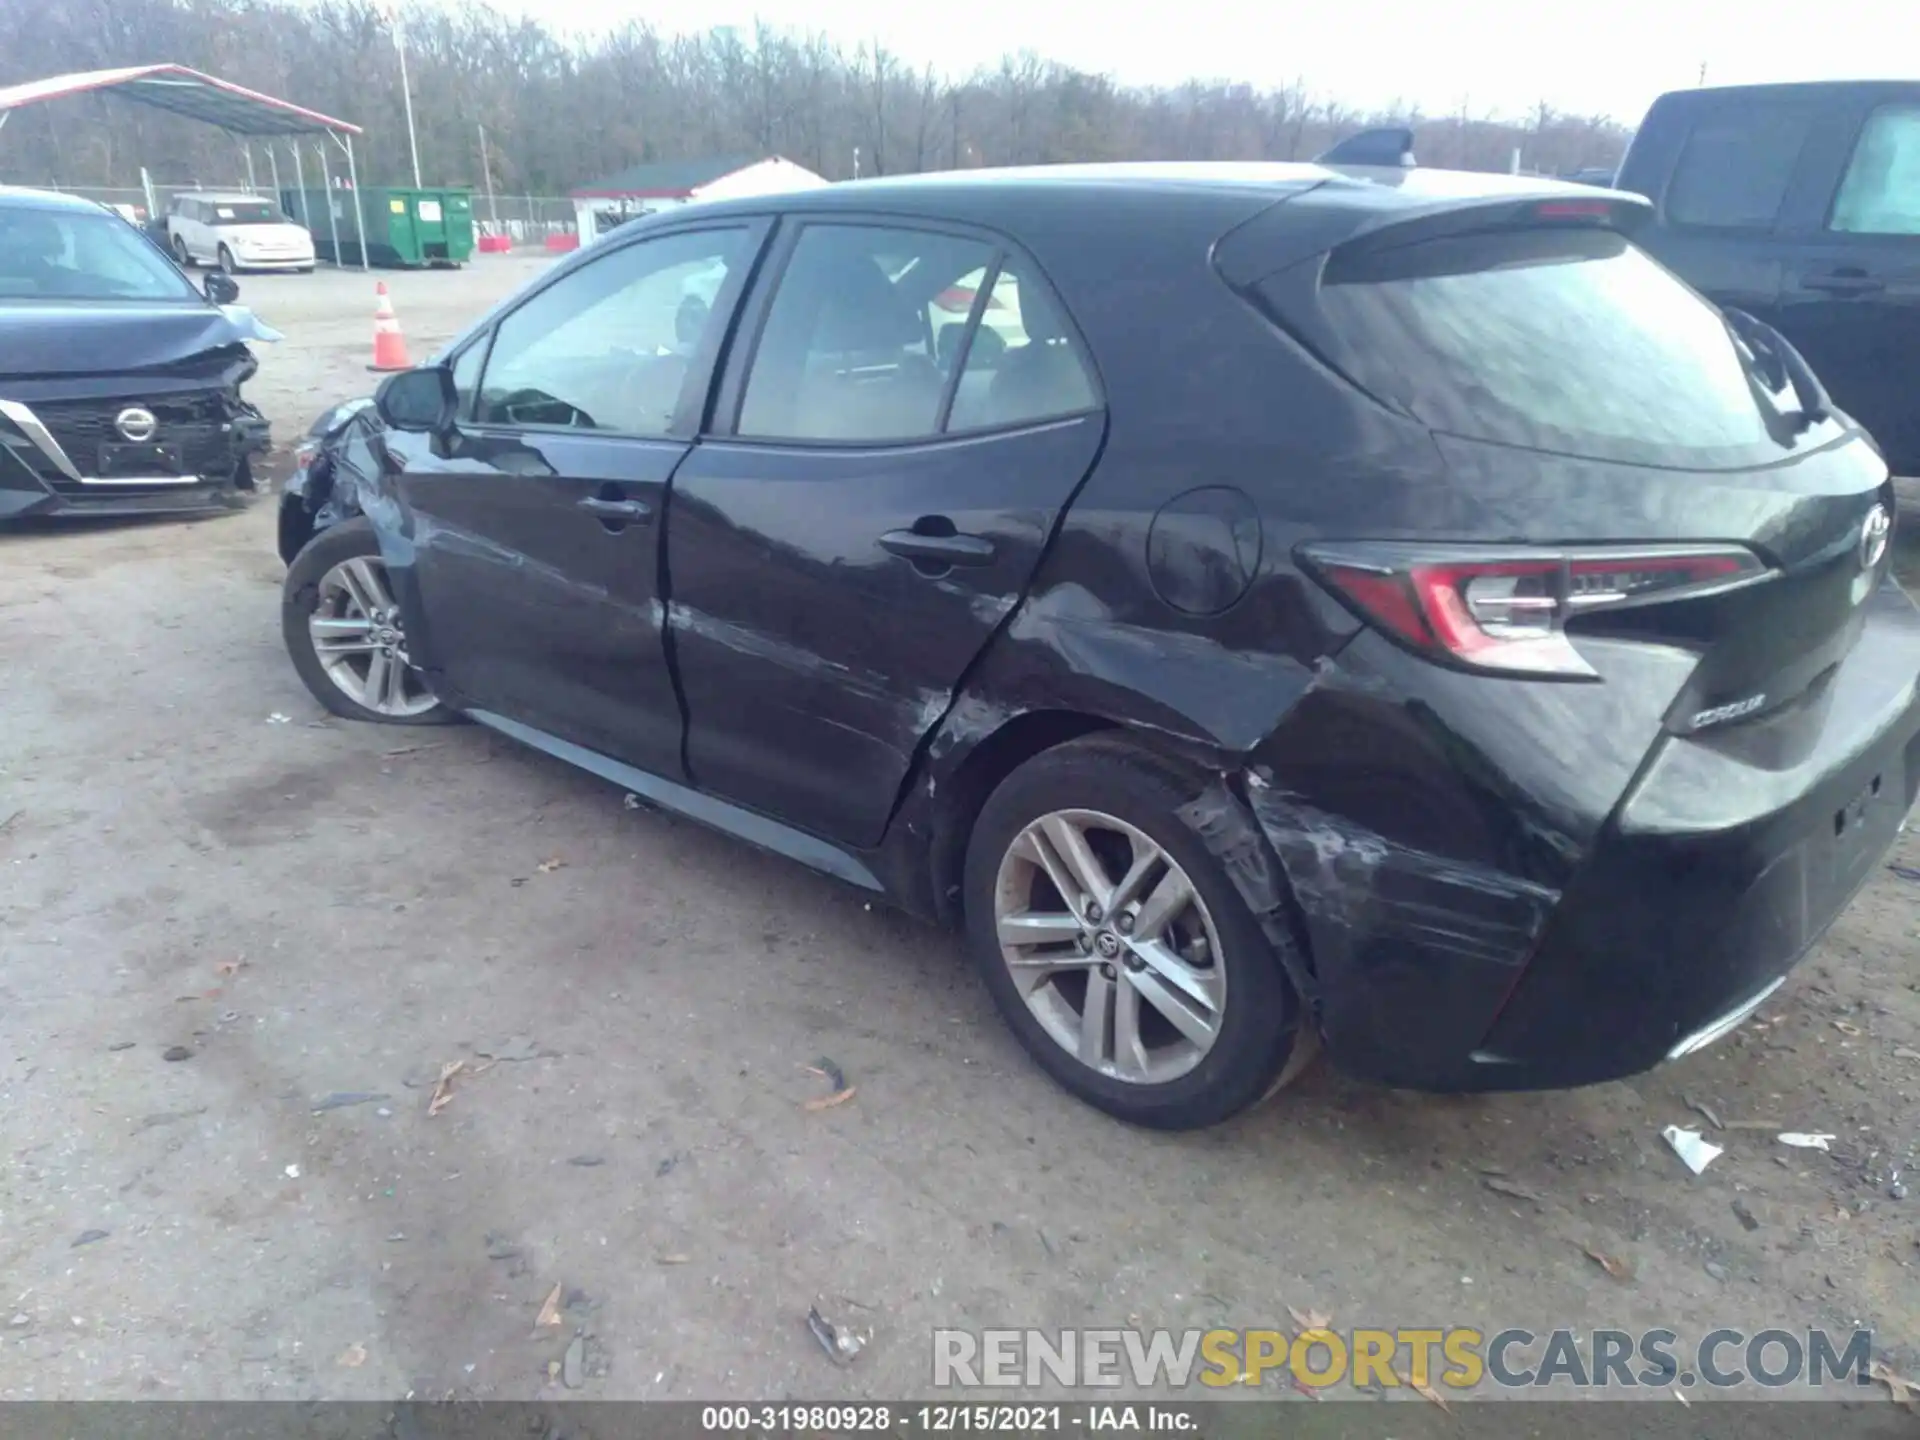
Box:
[1,257,1917,1403]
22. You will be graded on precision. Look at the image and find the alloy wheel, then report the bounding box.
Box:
[992,808,1226,1084]
[307,556,439,718]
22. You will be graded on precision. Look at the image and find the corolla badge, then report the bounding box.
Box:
[1860,504,1892,571]
[114,407,158,443]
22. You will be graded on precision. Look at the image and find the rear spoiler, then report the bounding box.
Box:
[1315,127,1417,168]
[1214,180,1654,290]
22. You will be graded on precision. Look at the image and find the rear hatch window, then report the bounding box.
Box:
[1286,228,1828,470]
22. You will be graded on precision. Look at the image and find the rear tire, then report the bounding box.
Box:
[963,735,1312,1129]
[282,519,454,727]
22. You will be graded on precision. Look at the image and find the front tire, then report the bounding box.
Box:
[217,244,237,275]
[172,234,195,268]
[963,735,1312,1129]
[282,519,453,726]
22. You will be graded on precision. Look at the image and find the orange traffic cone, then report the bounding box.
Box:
[369,282,412,372]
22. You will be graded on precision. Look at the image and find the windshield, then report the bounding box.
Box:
[1304,228,1824,469]
[0,206,201,303]
[210,200,289,226]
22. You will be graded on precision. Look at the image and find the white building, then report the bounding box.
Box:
[570,156,828,246]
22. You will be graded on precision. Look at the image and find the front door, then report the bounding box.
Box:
[667,220,1107,846]
[1776,100,1920,472]
[391,222,763,778]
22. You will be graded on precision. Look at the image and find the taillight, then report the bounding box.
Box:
[1532,198,1614,221]
[1303,544,1768,677]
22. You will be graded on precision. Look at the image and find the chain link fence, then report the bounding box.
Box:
[471,194,578,244]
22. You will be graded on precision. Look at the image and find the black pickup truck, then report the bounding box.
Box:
[1616,81,1919,477]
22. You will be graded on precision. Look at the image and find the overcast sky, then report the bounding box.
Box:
[510,0,1912,123]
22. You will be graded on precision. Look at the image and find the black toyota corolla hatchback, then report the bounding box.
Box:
[277,162,1920,1129]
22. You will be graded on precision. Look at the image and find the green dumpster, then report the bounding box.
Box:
[278,186,475,268]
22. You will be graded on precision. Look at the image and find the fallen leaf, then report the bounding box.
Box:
[655,1254,690,1265]
[1484,1176,1545,1206]
[536,1283,564,1329]
[337,1342,367,1369]
[1391,1367,1452,1413]
[382,743,442,759]
[1833,1019,1862,1036]
[1287,1305,1333,1332]
[427,1060,464,1117]
[1583,1245,1634,1282]
[803,1086,857,1111]
[215,960,244,977]
[1289,1376,1321,1400]
[536,857,565,874]
[1870,1360,1920,1410]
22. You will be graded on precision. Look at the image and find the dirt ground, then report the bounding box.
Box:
[1,258,1917,1405]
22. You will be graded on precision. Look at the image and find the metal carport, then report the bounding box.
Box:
[0,64,372,271]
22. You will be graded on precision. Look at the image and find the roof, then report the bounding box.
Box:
[688,160,1606,219]
[1652,79,1920,107]
[571,156,766,199]
[666,160,1631,293]
[0,184,107,215]
[0,65,359,137]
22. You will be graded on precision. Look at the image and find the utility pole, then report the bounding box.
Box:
[478,122,498,226]
[852,145,861,179]
[1698,62,1709,87]
[388,4,423,188]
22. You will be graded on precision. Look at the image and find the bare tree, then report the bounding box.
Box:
[0,0,1633,192]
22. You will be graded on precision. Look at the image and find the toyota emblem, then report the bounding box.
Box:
[1860,504,1892,571]
[114,407,158,444]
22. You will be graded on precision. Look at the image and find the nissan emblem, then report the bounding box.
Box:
[114,407,158,444]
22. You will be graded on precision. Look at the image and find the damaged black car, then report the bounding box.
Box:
[278,165,1920,1129]
[0,185,272,523]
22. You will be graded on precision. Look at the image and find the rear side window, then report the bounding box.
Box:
[1666,107,1816,230]
[1831,104,1920,235]
[737,225,1099,443]
[946,261,1099,432]
[739,224,993,442]
[1301,228,1802,468]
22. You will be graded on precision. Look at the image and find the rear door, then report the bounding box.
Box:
[1773,98,1920,474]
[392,220,766,778]
[666,219,1106,846]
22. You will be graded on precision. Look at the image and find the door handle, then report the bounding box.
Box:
[1802,271,1885,295]
[879,528,996,568]
[577,495,652,522]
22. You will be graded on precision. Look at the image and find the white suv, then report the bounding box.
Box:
[166,192,315,274]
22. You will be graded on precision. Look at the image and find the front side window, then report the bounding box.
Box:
[476,227,746,435]
[1666,107,1817,230]
[738,224,995,442]
[449,339,487,420]
[1831,104,1920,236]
[0,206,201,302]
